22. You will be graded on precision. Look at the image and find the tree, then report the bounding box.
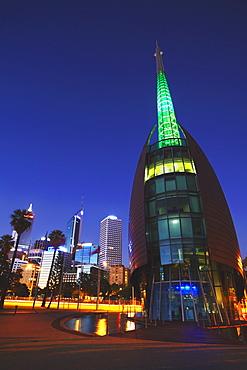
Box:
[46,252,64,308]
[0,234,14,254]
[9,269,26,296]
[41,229,65,308]
[0,210,32,309]
[0,235,14,295]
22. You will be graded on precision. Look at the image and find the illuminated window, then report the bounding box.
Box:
[160,245,172,265]
[184,159,196,173]
[148,164,155,178]
[174,159,184,172]
[145,153,196,182]
[169,219,181,238]
[164,159,174,173]
[155,162,163,176]
[171,245,183,263]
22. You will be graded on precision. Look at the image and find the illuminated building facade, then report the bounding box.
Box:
[28,249,43,264]
[128,43,245,323]
[39,250,72,289]
[99,216,122,268]
[65,208,83,254]
[109,265,129,286]
[74,243,99,265]
[20,263,40,295]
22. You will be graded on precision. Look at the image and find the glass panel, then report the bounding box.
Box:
[171,245,184,263]
[184,159,196,173]
[158,219,169,239]
[147,180,155,197]
[160,245,172,265]
[178,197,190,212]
[149,154,155,164]
[182,148,190,159]
[156,178,165,193]
[176,175,187,190]
[144,166,149,182]
[173,147,181,157]
[186,175,197,191]
[190,196,200,212]
[169,219,181,238]
[149,201,156,217]
[157,199,167,215]
[155,161,163,176]
[167,197,178,213]
[164,159,174,174]
[156,149,163,161]
[174,159,184,172]
[166,178,176,191]
[192,219,203,236]
[149,222,158,241]
[181,218,193,237]
[148,164,155,178]
[164,148,172,158]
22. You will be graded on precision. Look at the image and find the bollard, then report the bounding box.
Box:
[14,305,18,315]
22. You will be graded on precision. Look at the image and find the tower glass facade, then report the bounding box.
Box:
[75,243,98,265]
[129,44,245,323]
[65,212,82,254]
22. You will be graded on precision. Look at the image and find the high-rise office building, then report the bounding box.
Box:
[99,215,122,268]
[65,208,83,254]
[129,43,245,322]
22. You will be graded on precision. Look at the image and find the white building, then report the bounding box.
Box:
[38,250,72,289]
[12,258,28,272]
[99,215,122,268]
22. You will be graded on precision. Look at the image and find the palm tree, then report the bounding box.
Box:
[41,229,65,308]
[0,210,32,309]
[0,235,14,254]
[0,235,14,295]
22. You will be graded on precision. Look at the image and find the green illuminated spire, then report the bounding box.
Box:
[155,41,182,147]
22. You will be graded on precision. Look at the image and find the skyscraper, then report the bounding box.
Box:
[128,43,245,322]
[65,208,83,254]
[99,215,122,268]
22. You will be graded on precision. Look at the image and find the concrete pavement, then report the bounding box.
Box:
[0,306,247,370]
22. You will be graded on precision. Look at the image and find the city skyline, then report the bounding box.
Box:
[1,1,247,268]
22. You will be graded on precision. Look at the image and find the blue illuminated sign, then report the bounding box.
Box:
[173,284,198,295]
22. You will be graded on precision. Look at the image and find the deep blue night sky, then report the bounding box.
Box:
[1,1,247,266]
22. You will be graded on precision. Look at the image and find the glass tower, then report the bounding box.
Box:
[65,210,83,254]
[129,43,245,323]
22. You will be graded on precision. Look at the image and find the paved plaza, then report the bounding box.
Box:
[0,305,247,370]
